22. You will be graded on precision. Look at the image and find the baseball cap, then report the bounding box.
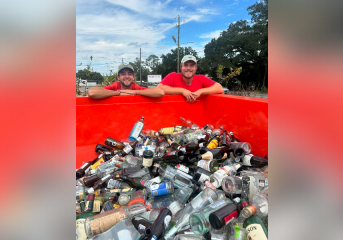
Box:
[181,55,197,64]
[117,64,134,74]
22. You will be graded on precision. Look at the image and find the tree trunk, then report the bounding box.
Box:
[262,64,267,88]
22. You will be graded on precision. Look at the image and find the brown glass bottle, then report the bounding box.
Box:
[83,174,101,187]
[220,130,231,147]
[76,158,98,179]
[209,203,238,229]
[95,144,113,153]
[200,135,221,154]
[104,137,125,150]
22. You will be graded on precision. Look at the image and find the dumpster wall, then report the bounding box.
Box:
[76,95,268,168]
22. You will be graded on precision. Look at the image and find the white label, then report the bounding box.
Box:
[210,199,226,209]
[208,197,214,204]
[164,215,171,229]
[101,174,111,182]
[151,176,162,183]
[199,142,205,148]
[76,219,87,240]
[198,173,210,183]
[242,154,253,166]
[139,149,144,156]
[246,224,268,240]
[123,145,133,154]
[143,157,153,167]
[184,232,194,235]
[131,122,144,139]
[176,164,189,173]
[168,201,182,215]
[80,163,88,170]
[180,147,186,153]
[138,224,146,230]
[199,134,206,139]
[197,160,210,171]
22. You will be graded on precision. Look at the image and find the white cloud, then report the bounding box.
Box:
[180,6,186,10]
[227,0,239,6]
[196,8,218,15]
[227,14,234,16]
[183,0,205,4]
[199,30,222,39]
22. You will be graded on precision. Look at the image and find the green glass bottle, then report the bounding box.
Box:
[243,215,268,240]
[76,193,96,240]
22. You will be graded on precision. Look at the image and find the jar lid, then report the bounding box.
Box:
[143,150,154,158]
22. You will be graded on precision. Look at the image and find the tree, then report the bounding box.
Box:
[129,58,150,83]
[144,54,160,74]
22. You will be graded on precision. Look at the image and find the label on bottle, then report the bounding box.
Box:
[161,127,174,135]
[168,201,182,215]
[107,179,116,189]
[234,225,240,238]
[164,215,171,229]
[204,181,216,189]
[197,160,210,171]
[246,224,267,240]
[199,142,205,148]
[221,165,233,176]
[242,154,253,166]
[80,163,88,170]
[208,196,214,204]
[150,182,171,196]
[92,200,101,213]
[90,158,105,170]
[89,211,124,236]
[143,157,153,167]
[151,176,162,183]
[224,210,238,224]
[123,145,133,154]
[260,205,268,215]
[176,164,189,173]
[184,231,194,234]
[207,139,219,150]
[179,147,186,153]
[130,122,144,140]
[138,224,146,230]
[198,173,210,183]
[209,199,226,209]
[101,174,111,182]
[201,151,213,161]
[76,219,87,240]
[84,201,92,212]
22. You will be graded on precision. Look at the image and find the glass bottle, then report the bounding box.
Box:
[175,164,196,176]
[143,150,154,167]
[148,182,174,197]
[229,131,241,142]
[163,188,222,239]
[241,154,268,168]
[189,198,233,234]
[220,130,231,147]
[158,126,188,135]
[95,144,113,153]
[101,188,136,198]
[83,175,101,188]
[84,205,148,238]
[241,188,268,218]
[212,125,224,136]
[200,135,221,154]
[76,193,96,240]
[123,155,143,167]
[173,234,206,240]
[106,179,131,189]
[150,208,172,240]
[132,217,153,234]
[208,202,238,230]
[87,218,140,240]
[243,216,268,240]
[159,165,193,188]
[222,176,243,194]
[229,142,252,154]
[197,160,219,173]
[128,189,147,207]
[104,137,125,150]
[192,167,212,183]
[209,163,242,188]
[76,158,98,179]
[87,174,112,194]
[128,116,145,141]
[180,117,199,130]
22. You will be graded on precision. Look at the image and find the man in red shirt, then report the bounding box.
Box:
[88,64,164,99]
[158,55,223,103]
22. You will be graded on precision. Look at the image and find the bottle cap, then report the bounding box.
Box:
[143,150,154,158]
[118,194,130,205]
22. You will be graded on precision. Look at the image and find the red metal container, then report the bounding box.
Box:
[76,95,268,168]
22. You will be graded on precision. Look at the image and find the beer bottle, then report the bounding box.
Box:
[104,137,125,150]
[95,144,113,153]
[76,158,98,179]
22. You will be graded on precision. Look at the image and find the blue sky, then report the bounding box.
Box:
[76,0,257,76]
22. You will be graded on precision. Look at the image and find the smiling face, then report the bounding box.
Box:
[180,61,197,80]
[117,68,135,88]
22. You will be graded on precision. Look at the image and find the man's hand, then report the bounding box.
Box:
[182,89,200,103]
[119,90,137,96]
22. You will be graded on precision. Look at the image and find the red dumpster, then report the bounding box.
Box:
[76,95,268,168]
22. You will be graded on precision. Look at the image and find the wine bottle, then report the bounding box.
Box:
[150,208,173,240]
[242,154,268,168]
[209,203,238,230]
[243,216,268,240]
[76,193,96,240]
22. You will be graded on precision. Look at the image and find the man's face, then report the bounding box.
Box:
[117,68,135,87]
[180,61,197,79]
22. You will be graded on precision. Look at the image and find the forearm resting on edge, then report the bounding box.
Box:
[136,87,164,97]
[88,87,119,99]
[158,84,185,95]
[200,83,224,95]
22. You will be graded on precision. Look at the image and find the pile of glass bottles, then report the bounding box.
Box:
[76,117,268,240]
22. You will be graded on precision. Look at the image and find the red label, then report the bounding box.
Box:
[176,164,180,168]
[224,211,238,224]
[140,180,145,185]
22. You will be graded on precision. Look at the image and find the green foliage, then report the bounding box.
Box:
[103,72,118,86]
[76,69,104,84]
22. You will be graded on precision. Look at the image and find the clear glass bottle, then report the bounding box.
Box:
[189,198,233,234]
[241,188,268,218]
[209,163,242,188]
[180,117,199,130]
[222,176,243,194]
[229,142,252,154]
[163,188,222,239]
[160,165,193,188]
[84,205,148,238]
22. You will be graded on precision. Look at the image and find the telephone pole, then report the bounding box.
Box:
[177,15,180,73]
[140,48,142,85]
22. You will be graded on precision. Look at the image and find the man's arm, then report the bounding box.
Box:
[88,87,120,99]
[120,87,164,98]
[158,83,198,103]
[195,82,224,95]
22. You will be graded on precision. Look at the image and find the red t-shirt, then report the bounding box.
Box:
[160,72,215,92]
[103,81,148,90]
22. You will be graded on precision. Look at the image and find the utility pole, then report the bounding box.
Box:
[140,48,142,85]
[122,58,123,64]
[177,15,180,73]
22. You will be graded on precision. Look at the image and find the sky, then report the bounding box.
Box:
[76,0,257,76]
